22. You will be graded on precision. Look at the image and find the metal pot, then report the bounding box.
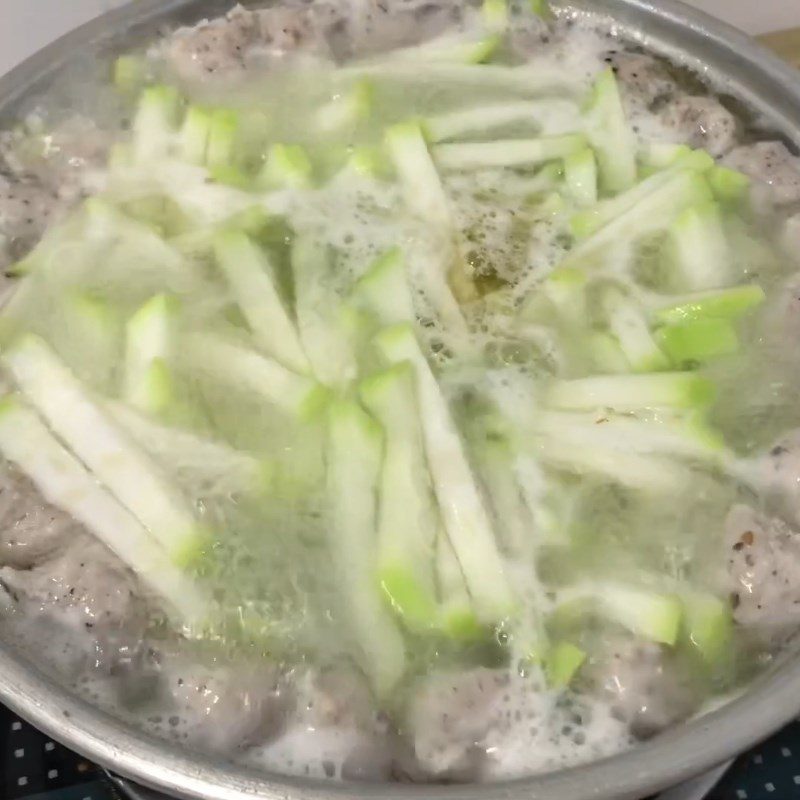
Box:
[1,1,799,798]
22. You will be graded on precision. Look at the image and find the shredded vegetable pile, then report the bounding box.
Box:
[0,0,793,721]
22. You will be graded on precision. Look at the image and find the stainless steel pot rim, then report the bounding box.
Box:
[1,1,800,798]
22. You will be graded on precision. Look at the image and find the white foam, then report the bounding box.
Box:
[479,673,634,780]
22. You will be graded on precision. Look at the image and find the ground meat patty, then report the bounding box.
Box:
[255,6,332,58]
[164,0,465,79]
[784,213,800,259]
[604,51,737,157]
[747,429,800,525]
[0,115,107,269]
[155,648,294,754]
[340,736,398,782]
[0,536,141,629]
[407,668,508,779]
[658,95,738,157]
[166,6,262,81]
[606,52,677,112]
[725,504,800,638]
[724,141,800,206]
[0,117,109,187]
[301,665,376,729]
[0,532,149,675]
[758,275,800,351]
[165,4,331,83]
[586,639,701,740]
[0,467,81,569]
[0,176,60,268]
[324,0,464,60]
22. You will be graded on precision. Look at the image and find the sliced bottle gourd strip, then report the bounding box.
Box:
[512,452,569,545]
[386,121,454,232]
[680,589,732,665]
[352,248,416,326]
[423,99,578,143]
[178,105,212,165]
[545,642,586,688]
[6,204,91,278]
[107,158,278,228]
[474,437,537,558]
[374,323,514,623]
[342,62,583,95]
[206,108,240,170]
[260,144,314,190]
[105,400,269,497]
[533,410,729,465]
[477,162,564,199]
[168,205,273,259]
[601,286,669,373]
[131,85,181,163]
[56,291,122,393]
[16,199,188,294]
[482,373,568,545]
[355,254,477,631]
[649,284,766,326]
[533,429,688,491]
[708,164,750,202]
[546,372,716,412]
[560,169,712,272]
[317,80,373,134]
[341,146,391,180]
[366,30,501,65]
[79,200,203,300]
[540,375,718,488]
[181,332,328,420]
[407,241,474,343]
[0,396,210,626]
[570,161,707,240]
[583,67,637,194]
[0,276,36,345]
[435,529,481,638]
[482,0,509,31]
[661,199,733,292]
[473,438,549,660]
[326,399,406,697]
[360,363,439,631]
[214,230,310,374]
[354,244,471,356]
[3,335,208,568]
[433,134,586,171]
[113,55,147,95]
[527,383,702,492]
[556,581,683,646]
[655,317,739,365]
[638,141,697,172]
[291,235,359,387]
[124,294,180,416]
[586,331,631,374]
[385,121,478,307]
[355,257,480,631]
[530,0,553,19]
[563,147,598,207]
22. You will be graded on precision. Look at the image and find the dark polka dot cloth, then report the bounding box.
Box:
[0,703,799,800]
[0,706,117,800]
[707,720,800,800]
